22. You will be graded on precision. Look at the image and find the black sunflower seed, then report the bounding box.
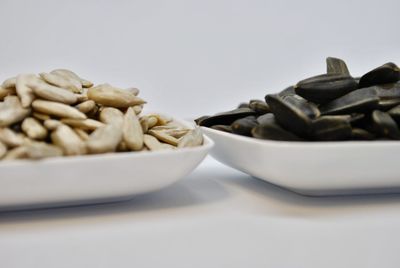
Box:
[311,116,352,141]
[256,113,274,125]
[295,74,358,104]
[351,128,375,140]
[378,98,400,110]
[231,116,258,136]
[194,115,210,125]
[349,113,365,125]
[326,57,350,75]
[319,87,379,115]
[251,114,302,141]
[196,108,256,127]
[388,104,400,123]
[265,94,320,137]
[371,110,400,139]
[359,62,400,88]
[376,83,400,99]
[249,99,270,114]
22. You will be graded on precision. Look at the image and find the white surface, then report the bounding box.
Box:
[0,118,212,209]
[0,0,399,118]
[203,127,400,195]
[1,157,400,268]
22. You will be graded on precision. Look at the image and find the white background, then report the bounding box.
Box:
[1,1,400,267]
[0,0,399,118]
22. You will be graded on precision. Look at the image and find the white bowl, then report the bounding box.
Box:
[0,120,213,210]
[202,126,400,196]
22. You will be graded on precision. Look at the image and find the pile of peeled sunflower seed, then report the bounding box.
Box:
[0,69,203,160]
[196,57,400,141]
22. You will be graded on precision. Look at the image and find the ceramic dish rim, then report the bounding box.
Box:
[201,126,400,148]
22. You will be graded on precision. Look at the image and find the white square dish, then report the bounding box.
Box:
[202,126,400,196]
[0,120,213,211]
